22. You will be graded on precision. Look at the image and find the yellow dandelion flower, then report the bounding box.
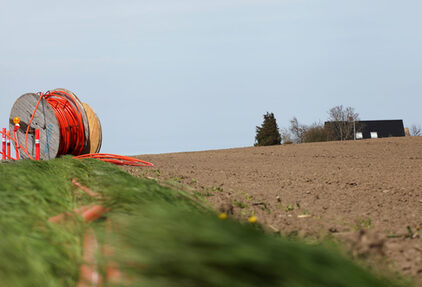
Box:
[248,216,257,223]
[219,213,228,220]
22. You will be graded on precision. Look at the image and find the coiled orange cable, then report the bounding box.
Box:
[44,90,86,156]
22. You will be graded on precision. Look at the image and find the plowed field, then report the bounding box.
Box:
[128,137,422,283]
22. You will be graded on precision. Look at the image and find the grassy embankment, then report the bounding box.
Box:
[0,157,412,287]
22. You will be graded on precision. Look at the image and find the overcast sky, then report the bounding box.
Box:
[1,0,421,154]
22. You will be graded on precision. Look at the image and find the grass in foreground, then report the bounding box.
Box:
[0,157,412,287]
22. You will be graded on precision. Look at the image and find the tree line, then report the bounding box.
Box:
[255,105,421,146]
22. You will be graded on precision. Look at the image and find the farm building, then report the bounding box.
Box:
[325,120,405,140]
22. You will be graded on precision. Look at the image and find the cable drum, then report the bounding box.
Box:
[9,89,102,160]
[8,88,151,167]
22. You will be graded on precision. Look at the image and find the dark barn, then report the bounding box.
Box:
[325,120,405,140]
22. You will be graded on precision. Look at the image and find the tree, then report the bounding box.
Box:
[255,112,281,146]
[279,128,293,144]
[327,105,359,140]
[410,124,422,136]
[289,117,307,143]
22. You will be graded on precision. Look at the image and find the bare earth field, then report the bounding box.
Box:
[127,137,422,283]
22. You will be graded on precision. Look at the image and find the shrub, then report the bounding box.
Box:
[303,124,329,143]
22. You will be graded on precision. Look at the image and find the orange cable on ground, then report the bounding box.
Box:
[74,153,153,167]
[78,229,103,287]
[48,206,90,224]
[49,179,123,286]
[72,179,103,199]
[104,219,123,284]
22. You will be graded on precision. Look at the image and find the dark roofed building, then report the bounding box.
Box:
[356,120,405,139]
[325,120,405,140]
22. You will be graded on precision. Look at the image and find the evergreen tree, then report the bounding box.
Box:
[255,112,281,146]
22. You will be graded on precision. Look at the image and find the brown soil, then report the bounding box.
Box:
[127,137,422,283]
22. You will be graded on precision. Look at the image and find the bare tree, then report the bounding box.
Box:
[289,117,308,143]
[410,124,422,136]
[279,128,293,144]
[327,105,359,140]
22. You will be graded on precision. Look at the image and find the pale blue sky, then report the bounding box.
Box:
[1,0,421,154]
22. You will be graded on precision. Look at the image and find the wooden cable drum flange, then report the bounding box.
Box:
[82,102,102,154]
[9,89,103,160]
[9,93,61,160]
